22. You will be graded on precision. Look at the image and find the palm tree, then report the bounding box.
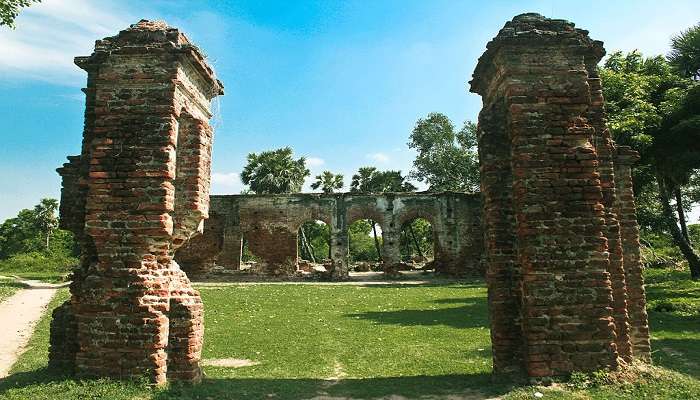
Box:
[311,171,344,194]
[240,147,310,194]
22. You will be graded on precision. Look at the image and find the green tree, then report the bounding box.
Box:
[311,171,344,194]
[348,220,379,262]
[408,113,480,192]
[669,23,700,79]
[240,147,313,262]
[240,147,310,194]
[34,198,58,250]
[350,167,417,193]
[298,220,330,261]
[0,198,75,260]
[0,0,39,28]
[400,218,433,262]
[601,50,700,279]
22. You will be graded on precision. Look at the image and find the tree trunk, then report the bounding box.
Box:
[299,228,316,263]
[675,187,690,242]
[408,224,424,258]
[327,234,331,260]
[45,231,50,250]
[656,170,700,279]
[370,219,382,262]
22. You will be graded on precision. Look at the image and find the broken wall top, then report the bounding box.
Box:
[469,13,605,95]
[74,19,224,98]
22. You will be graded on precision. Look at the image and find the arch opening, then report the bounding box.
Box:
[399,217,435,272]
[297,219,331,273]
[348,218,384,273]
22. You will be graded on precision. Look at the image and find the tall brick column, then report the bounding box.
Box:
[471,14,649,377]
[614,147,651,360]
[49,20,223,384]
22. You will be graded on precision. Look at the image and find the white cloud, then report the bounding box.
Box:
[306,157,325,168]
[366,152,390,163]
[210,172,244,194]
[0,0,133,85]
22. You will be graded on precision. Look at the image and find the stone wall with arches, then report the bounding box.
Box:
[176,192,484,278]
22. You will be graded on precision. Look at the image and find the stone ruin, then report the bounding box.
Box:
[471,13,650,375]
[50,20,223,383]
[175,192,483,278]
[49,14,651,383]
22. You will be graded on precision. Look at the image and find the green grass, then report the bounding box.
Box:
[645,267,700,377]
[1,270,699,399]
[0,277,23,303]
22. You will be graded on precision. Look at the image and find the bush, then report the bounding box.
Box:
[648,299,699,315]
[0,251,78,276]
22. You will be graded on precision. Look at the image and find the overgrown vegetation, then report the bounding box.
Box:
[601,42,700,279]
[0,199,77,282]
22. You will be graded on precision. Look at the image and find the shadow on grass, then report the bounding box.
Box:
[0,368,513,400]
[158,373,510,400]
[652,338,700,377]
[0,367,69,393]
[346,297,489,329]
[648,306,700,377]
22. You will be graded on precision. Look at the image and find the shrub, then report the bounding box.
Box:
[0,251,78,276]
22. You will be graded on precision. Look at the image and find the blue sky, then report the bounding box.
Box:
[1,0,699,222]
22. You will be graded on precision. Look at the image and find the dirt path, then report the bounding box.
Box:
[0,283,58,378]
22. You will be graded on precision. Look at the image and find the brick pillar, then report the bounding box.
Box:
[50,20,223,384]
[471,14,628,377]
[475,99,524,374]
[381,226,402,275]
[329,196,350,279]
[614,147,651,360]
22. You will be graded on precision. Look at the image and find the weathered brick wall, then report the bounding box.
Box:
[50,20,223,384]
[176,193,484,278]
[48,14,651,384]
[470,13,650,377]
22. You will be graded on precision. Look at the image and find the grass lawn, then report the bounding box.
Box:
[644,267,700,377]
[0,269,698,399]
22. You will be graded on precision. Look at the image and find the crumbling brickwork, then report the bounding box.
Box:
[176,192,484,278]
[49,14,650,384]
[50,20,223,384]
[470,14,650,377]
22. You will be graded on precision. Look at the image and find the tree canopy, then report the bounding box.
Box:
[0,0,40,28]
[240,147,310,194]
[407,113,480,193]
[350,167,416,193]
[0,198,73,259]
[669,23,700,79]
[601,49,700,279]
[311,171,344,194]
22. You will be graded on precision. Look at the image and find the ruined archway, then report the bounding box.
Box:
[48,13,651,385]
